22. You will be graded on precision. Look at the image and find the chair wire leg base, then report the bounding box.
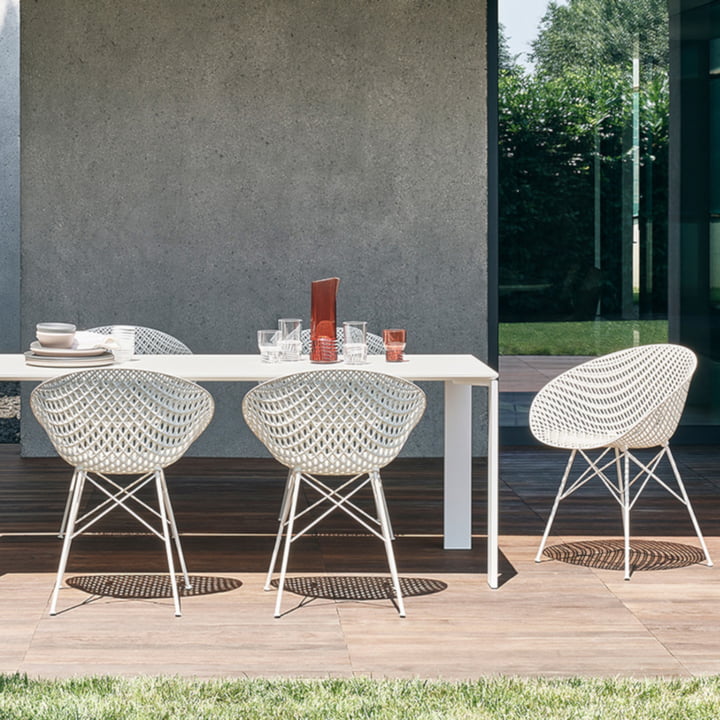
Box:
[370,471,405,617]
[621,450,631,580]
[155,470,183,617]
[274,471,302,618]
[50,469,86,616]
[264,470,294,592]
[58,471,78,539]
[665,447,713,567]
[535,450,576,563]
[158,472,192,590]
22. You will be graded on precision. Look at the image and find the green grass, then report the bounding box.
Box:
[1,675,720,719]
[499,319,668,356]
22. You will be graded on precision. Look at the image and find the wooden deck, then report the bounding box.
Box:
[1,443,720,679]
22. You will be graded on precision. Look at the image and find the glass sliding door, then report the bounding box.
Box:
[670,0,720,434]
[498,0,670,360]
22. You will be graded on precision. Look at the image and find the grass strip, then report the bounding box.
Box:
[499,320,668,356]
[1,675,720,720]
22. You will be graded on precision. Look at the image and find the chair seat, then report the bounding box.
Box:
[539,428,622,450]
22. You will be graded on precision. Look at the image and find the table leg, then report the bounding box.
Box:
[444,382,472,550]
[487,378,499,588]
[443,380,500,589]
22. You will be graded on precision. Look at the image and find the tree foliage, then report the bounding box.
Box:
[499,0,669,321]
[531,0,669,80]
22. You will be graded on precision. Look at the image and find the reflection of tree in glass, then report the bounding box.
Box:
[531,0,668,79]
[498,0,670,322]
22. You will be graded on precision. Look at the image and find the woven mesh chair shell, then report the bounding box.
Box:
[530,344,696,450]
[243,369,426,476]
[242,368,426,617]
[86,325,192,354]
[31,368,214,475]
[31,368,215,616]
[300,328,385,356]
[530,344,711,579]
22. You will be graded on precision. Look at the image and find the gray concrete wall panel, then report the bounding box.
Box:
[20,0,489,456]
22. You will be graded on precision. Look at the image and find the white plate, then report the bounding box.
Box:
[24,351,116,368]
[30,341,108,357]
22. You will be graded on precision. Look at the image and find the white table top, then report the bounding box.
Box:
[0,353,497,385]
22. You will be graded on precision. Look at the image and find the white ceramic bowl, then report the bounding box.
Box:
[36,322,77,349]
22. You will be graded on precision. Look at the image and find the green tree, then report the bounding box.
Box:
[498,23,523,74]
[531,0,668,80]
[499,0,670,321]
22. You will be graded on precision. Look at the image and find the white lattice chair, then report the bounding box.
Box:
[299,328,386,356]
[242,369,426,617]
[31,368,215,616]
[55,325,190,542]
[86,326,192,354]
[530,343,712,580]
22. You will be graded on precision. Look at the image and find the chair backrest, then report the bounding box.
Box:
[300,328,386,355]
[242,369,426,476]
[85,326,192,354]
[529,344,697,450]
[31,368,214,474]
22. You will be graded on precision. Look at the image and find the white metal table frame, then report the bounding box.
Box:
[0,352,500,589]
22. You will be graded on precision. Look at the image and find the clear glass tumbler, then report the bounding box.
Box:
[257,329,281,363]
[111,325,136,363]
[343,321,368,364]
[278,318,302,361]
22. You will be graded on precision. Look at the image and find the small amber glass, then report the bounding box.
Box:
[382,328,406,362]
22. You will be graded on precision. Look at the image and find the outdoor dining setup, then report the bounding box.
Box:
[7,270,711,622]
[1,278,500,617]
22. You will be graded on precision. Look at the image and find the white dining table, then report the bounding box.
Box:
[0,352,500,589]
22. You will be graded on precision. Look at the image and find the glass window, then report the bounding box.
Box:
[498,0,669,360]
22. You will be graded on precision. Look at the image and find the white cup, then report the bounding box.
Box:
[111,325,136,363]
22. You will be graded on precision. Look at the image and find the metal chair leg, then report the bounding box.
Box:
[155,470,182,617]
[58,470,78,539]
[274,471,302,618]
[666,447,713,567]
[370,471,405,617]
[50,469,86,616]
[264,469,294,591]
[621,450,631,580]
[158,469,192,590]
[535,450,577,562]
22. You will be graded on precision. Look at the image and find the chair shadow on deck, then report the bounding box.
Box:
[53,574,243,615]
[268,576,448,617]
[66,574,243,600]
[539,539,707,575]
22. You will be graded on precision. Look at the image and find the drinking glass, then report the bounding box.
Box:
[278,318,302,361]
[257,329,281,363]
[382,328,406,362]
[343,321,367,364]
[111,325,136,363]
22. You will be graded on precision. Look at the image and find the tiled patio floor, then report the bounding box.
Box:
[498,355,592,393]
[1,442,719,679]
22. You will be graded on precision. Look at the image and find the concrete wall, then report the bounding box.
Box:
[20,0,489,456]
[1,0,20,353]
